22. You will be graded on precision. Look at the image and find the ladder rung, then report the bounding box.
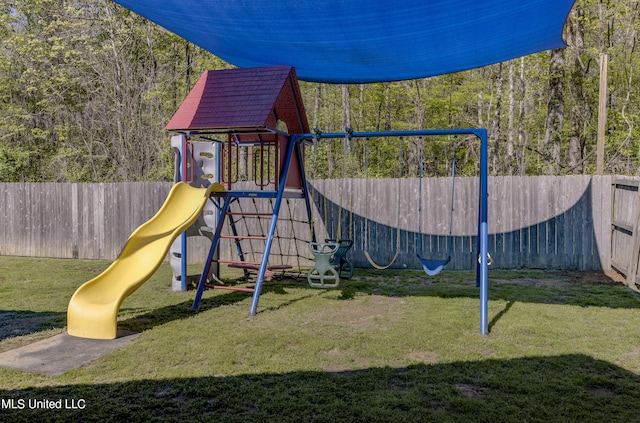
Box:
[214,260,290,272]
[226,212,272,217]
[213,259,260,266]
[227,263,274,277]
[228,263,262,270]
[267,264,293,270]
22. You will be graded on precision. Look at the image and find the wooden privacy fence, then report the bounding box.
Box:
[0,183,171,259]
[0,176,630,272]
[312,175,613,271]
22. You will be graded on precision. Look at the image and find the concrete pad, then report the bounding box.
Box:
[0,330,139,376]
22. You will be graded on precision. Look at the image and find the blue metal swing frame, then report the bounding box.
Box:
[191,128,489,335]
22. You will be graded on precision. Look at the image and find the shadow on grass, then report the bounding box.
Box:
[1,354,639,422]
[0,311,65,341]
[117,290,252,333]
[117,282,316,333]
[488,300,515,333]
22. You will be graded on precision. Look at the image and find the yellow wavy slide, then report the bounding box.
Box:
[67,182,221,339]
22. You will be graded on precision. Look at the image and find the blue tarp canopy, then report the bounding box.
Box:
[113,0,575,84]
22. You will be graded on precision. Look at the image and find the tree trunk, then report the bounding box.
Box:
[507,60,515,175]
[543,48,565,175]
[313,83,321,129]
[518,57,527,176]
[384,83,392,131]
[491,63,503,175]
[568,5,586,174]
[342,83,351,130]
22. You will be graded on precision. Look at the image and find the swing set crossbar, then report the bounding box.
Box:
[305,128,486,141]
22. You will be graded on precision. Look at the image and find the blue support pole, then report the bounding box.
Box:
[192,196,231,311]
[249,135,302,316]
[181,233,187,292]
[181,134,189,292]
[478,128,489,335]
[211,140,223,282]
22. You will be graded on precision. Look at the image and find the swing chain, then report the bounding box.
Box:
[478,252,493,266]
[345,127,353,139]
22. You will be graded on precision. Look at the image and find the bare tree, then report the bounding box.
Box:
[543,48,565,175]
[507,60,516,175]
[490,63,504,175]
[567,4,589,174]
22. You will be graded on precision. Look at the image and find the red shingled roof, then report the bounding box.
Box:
[165,66,309,135]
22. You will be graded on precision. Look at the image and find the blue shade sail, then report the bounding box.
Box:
[112,0,575,83]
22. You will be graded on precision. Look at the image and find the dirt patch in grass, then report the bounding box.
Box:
[300,294,408,334]
[322,363,356,373]
[621,347,640,364]
[320,347,372,373]
[330,295,407,330]
[462,347,497,358]
[321,347,350,360]
[359,274,434,287]
[407,350,438,364]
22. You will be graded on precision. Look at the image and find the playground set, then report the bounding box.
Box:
[66,65,490,340]
[65,0,575,341]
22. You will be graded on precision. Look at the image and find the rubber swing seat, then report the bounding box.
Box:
[417,254,451,276]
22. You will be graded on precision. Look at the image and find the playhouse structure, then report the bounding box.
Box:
[67,66,318,339]
[165,66,315,314]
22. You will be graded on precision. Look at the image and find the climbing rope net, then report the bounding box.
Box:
[218,190,315,275]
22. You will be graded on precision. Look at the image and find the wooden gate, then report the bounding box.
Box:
[610,178,640,291]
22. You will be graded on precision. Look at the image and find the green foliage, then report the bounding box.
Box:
[0,145,32,181]
[0,1,230,182]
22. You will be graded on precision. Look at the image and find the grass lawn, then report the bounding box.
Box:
[1,256,640,422]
